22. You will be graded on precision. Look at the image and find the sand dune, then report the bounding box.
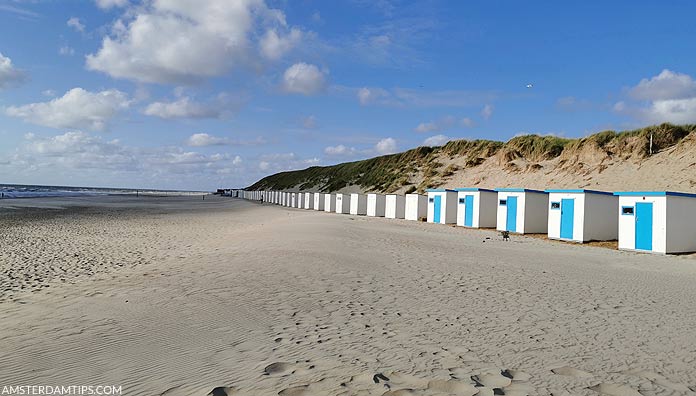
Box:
[1,196,696,396]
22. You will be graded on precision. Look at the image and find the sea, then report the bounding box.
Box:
[0,184,207,199]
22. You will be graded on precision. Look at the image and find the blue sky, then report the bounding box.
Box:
[1,0,695,190]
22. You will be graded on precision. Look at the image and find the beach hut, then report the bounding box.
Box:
[350,193,368,215]
[455,188,498,228]
[304,192,313,209]
[405,193,428,221]
[367,193,386,217]
[289,193,295,207]
[614,191,696,254]
[336,194,350,214]
[296,193,304,209]
[426,189,458,224]
[313,193,325,211]
[545,189,618,243]
[496,188,548,234]
[325,194,336,212]
[385,194,406,219]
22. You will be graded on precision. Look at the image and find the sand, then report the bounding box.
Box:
[1,196,696,396]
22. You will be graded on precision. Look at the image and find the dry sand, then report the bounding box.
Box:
[1,196,696,396]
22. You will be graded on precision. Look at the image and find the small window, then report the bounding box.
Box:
[622,206,634,215]
[499,199,507,206]
[429,198,434,203]
[551,202,561,210]
[458,198,466,204]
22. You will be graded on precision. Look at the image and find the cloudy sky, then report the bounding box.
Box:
[1,1,695,190]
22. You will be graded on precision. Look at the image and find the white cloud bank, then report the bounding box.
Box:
[5,88,130,131]
[414,116,473,133]
[186,133,267,147]
[422,134,450,147]
[0,52,25,89]
[282,62,327,95]
[617,69,696,124]
[86,0,302,84]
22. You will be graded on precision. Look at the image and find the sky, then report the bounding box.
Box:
[1,1,696,191]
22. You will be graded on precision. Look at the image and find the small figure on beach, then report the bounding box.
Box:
[501,231,510,241]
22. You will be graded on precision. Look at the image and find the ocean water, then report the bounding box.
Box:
[0,184,206,198]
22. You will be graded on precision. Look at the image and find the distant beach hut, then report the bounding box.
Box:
[296,193,304,209]
[385,194,406,219]
[455,188,498,228]
[545,189,617,243]
[496,188,548,234]
[304,192,313,209]
[405,193,428,221]
[350,193,368,215]
[313,193,325,211]
[336,194,350,214]
[426,189,458,224]
[614,191,696,254]
[367,193,386,217]
[324,194,336,212]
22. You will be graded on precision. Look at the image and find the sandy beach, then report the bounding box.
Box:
[1,196,695,396]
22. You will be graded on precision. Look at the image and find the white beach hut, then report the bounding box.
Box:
[336,194,350,214]
[367,193,386,217]
[304,192,313,209]
[350,193,368,215]
[296,193,304,209]
[614,191,696,254]
[325,194,336,212]
[313,193,325,211]
[455,188,498,228]
[426,189,458,224]
[385,194,406,219]
[281,192,286,206]
[545,189,618,243]
[495,188,548,234]
[405,193,428,221]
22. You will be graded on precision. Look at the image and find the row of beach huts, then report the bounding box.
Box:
[226,188,696,255]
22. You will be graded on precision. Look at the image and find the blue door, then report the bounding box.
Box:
[506,196,517,232]
[433,195,442,223]
[464,195,474,227]
[635,202,653,251]
[560,198,575,239]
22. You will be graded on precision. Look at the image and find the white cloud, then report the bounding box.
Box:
[232,155,243,165]
[186,133,228,147]
[629,69,696,101]
[0,52,25,90]
[42,90,56,97]
[282,62,327,95]
[354,86,496,108]
[86,0,296,84]
[95,0,129,9]
[67,17,85,32]
[616,70,696,124]
[415,116,473,133]
[259,161,270,171]
[144,97,222,119]
[259,28,302,60]
[324,144,357,156]
[186,133,267,147]
[5,88,130,131]
[375,137,397,155]
[357,87,390,105]
[423,134,449,147]
[59,46,75,56]
[481,104,494,120]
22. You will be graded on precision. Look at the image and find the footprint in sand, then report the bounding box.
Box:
[623,369,694,393]
[207,387,237,396]
[263,360,316,377]
[589,383,642,396]
[551,366,593,378]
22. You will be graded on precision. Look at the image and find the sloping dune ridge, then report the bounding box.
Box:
[248,123,696,194]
